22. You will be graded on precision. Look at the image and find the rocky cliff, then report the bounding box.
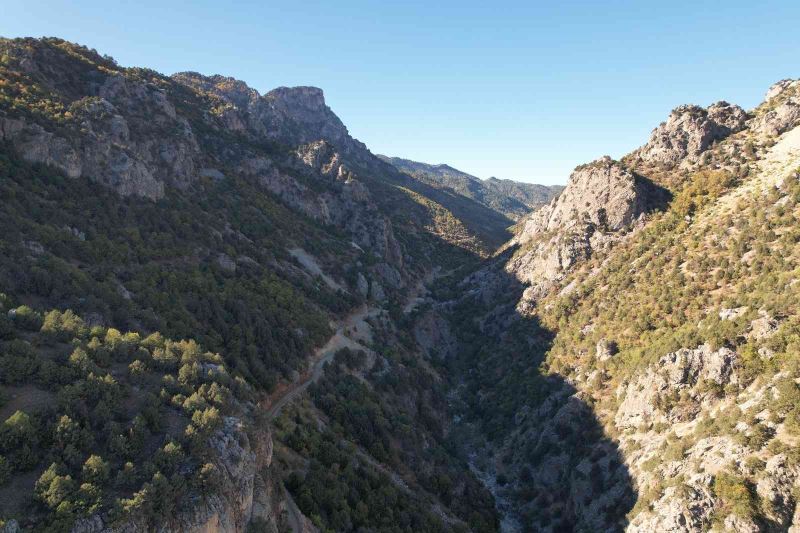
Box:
[633,102,748,167]
[66,417,281,533]
[0,37,487,302]
[501,156,667,307]
[445,78,800,532]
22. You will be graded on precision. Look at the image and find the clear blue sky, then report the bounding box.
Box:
[3,0,799,184]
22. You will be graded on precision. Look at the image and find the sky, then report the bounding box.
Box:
[2,1,799,185]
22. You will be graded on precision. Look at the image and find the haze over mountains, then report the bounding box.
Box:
[1,36,800,533]
[377,155,564,221]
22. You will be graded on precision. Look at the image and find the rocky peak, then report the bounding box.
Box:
[754,78,800,137]
[635,101,747,166]
[517,156,648,241]
[257,85,362,152]
[707,100,748,131]
[265,86,327,113]
[502,158,666,306]
[172,71,260,110]
[765,79,800,102]
[172,71,365,157]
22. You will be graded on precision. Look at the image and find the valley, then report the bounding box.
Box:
[0,36,799,533]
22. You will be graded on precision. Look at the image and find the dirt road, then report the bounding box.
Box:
[265,304,380,420]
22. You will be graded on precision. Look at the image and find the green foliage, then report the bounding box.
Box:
[304,351,498,531]
[284,424,451,533]
[0,146,358,391]
[9,305,42,331]
[0,302,248,529]
[713,472,758,520]
[82,455,110,484]
[41,309,88,342]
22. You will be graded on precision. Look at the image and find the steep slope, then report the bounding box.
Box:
[0,303,279,532]
[379,155,563,221]
[0,37,498,532]
[438,78,800,531]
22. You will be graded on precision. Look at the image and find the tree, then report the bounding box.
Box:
[41,309,87,342]
[114,462,136,489]
[36,463,75,510]
[82,454,110,484]
[76,482,102,514]
[10,305,42,331]
[155,442,184,473]
[195,463,219,493]
[0,455,10,485]
[1,410,36,450]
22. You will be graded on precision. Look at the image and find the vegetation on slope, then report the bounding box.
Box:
[0,298,248,530]
[0,145,351,390]
[380,155,563,222]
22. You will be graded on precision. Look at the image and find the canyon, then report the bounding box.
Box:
[0,37,800,533]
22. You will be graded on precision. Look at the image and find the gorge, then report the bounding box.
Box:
[0,37,800,533]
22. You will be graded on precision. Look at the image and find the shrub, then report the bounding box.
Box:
[41,309,87,342]
[713,472,758,519]
[10,305,42,331]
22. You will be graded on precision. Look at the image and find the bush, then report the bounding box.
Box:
[713,472,758,519]
[10,305,42,331]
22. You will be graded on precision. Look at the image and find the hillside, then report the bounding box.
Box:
[0,37,497,532]
[378,155,563,221]
[439,82,800,531]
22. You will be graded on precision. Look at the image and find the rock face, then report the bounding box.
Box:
[617,342,800,532]
[413,310,457,359]
[172,73,368,162]
[753,78,800,137]
[0,39,203,199]
[504,157,663,304]
[615,344,738,429]
[518,157,649,235]
[0,38,423,300]
[0,95,198,200]
[635,102,748,166]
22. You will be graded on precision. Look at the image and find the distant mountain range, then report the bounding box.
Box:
[377,155,563,221]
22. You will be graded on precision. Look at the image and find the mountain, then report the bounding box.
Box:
[2,35,800,533]
[443,82,800,531]
[378,155,563,221]
[0,37,497,532]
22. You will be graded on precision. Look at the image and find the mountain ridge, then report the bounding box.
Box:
[378,154,563,222]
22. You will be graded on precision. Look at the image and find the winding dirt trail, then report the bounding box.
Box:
[266,304,380,533]
[265,267,451,420]
[265,269,452,532]
[265,303,380,420]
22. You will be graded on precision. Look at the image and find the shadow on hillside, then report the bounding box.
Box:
[635,171,673,214]
[442,252,636,532]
